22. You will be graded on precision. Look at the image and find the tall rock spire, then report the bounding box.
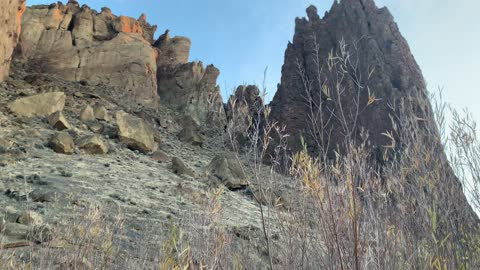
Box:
[269,0,478,246]
[270,0,426,157]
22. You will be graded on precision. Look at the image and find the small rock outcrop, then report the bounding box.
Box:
[116,111,157,153]
[8,92,66,117]
[0,0,26,81]
[157,62,226,127]
[206,154,248,190]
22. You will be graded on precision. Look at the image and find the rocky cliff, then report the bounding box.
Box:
[15,1,225,126]
[0,0,26,81]
[0,0,478,268]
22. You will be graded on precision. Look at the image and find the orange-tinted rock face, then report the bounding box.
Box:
[114,16,143,34]
[16,1,27,35]
[0,0,26,81]
[17,4,160,108]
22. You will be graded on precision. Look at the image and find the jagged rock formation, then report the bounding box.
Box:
[226,85,264,148]
[157,62,226,127]
[154,30,191,66]
[271,0,429,157]
[270,0,479,246]
[18,2,158,107]
[226,85,263,124]
[0,0,26,81]
[15,1,226,127]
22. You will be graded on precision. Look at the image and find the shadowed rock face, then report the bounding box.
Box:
[0,0,26,81]
[226,85,264,148]
[270,0,478,234]
[157,62,226,128]
[271,0,430,157]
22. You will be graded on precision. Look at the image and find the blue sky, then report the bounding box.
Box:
[27,0,480,122]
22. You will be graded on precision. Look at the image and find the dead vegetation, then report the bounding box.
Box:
[1,40,480,269]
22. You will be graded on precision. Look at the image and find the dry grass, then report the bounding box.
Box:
[2,39,480,269]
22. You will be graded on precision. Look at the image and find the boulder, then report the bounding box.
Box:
[8,92,66,117]
[178,126,204,147]
[0,0,26,81]
[48,111,71,130]
[3,206,21,223]
[86,121,104,134]
[157,62,226,128]
[206,154,248,190]
[172,157,195,177]
[116,111,157,153]
[17,211,43,225]
[49,132,75,155]
[79,105,95,122]
[77,135,108,154]
[93,104,111,122]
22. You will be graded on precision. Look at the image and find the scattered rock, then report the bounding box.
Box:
[77,135,109,154]
[3,206,20,223]
[93,104,111,122]
[49,132,75,155]
[29,189,56,203]
[17,211,43,225]
[116,111,157,153]
[86,121,104,133]
[206,154,248,190]
[8,92,66,117]
[178,126,204,147]
[151,150,170,162]
[48,111,71,130]
[172,157,195,177]
[79,105,95,122]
